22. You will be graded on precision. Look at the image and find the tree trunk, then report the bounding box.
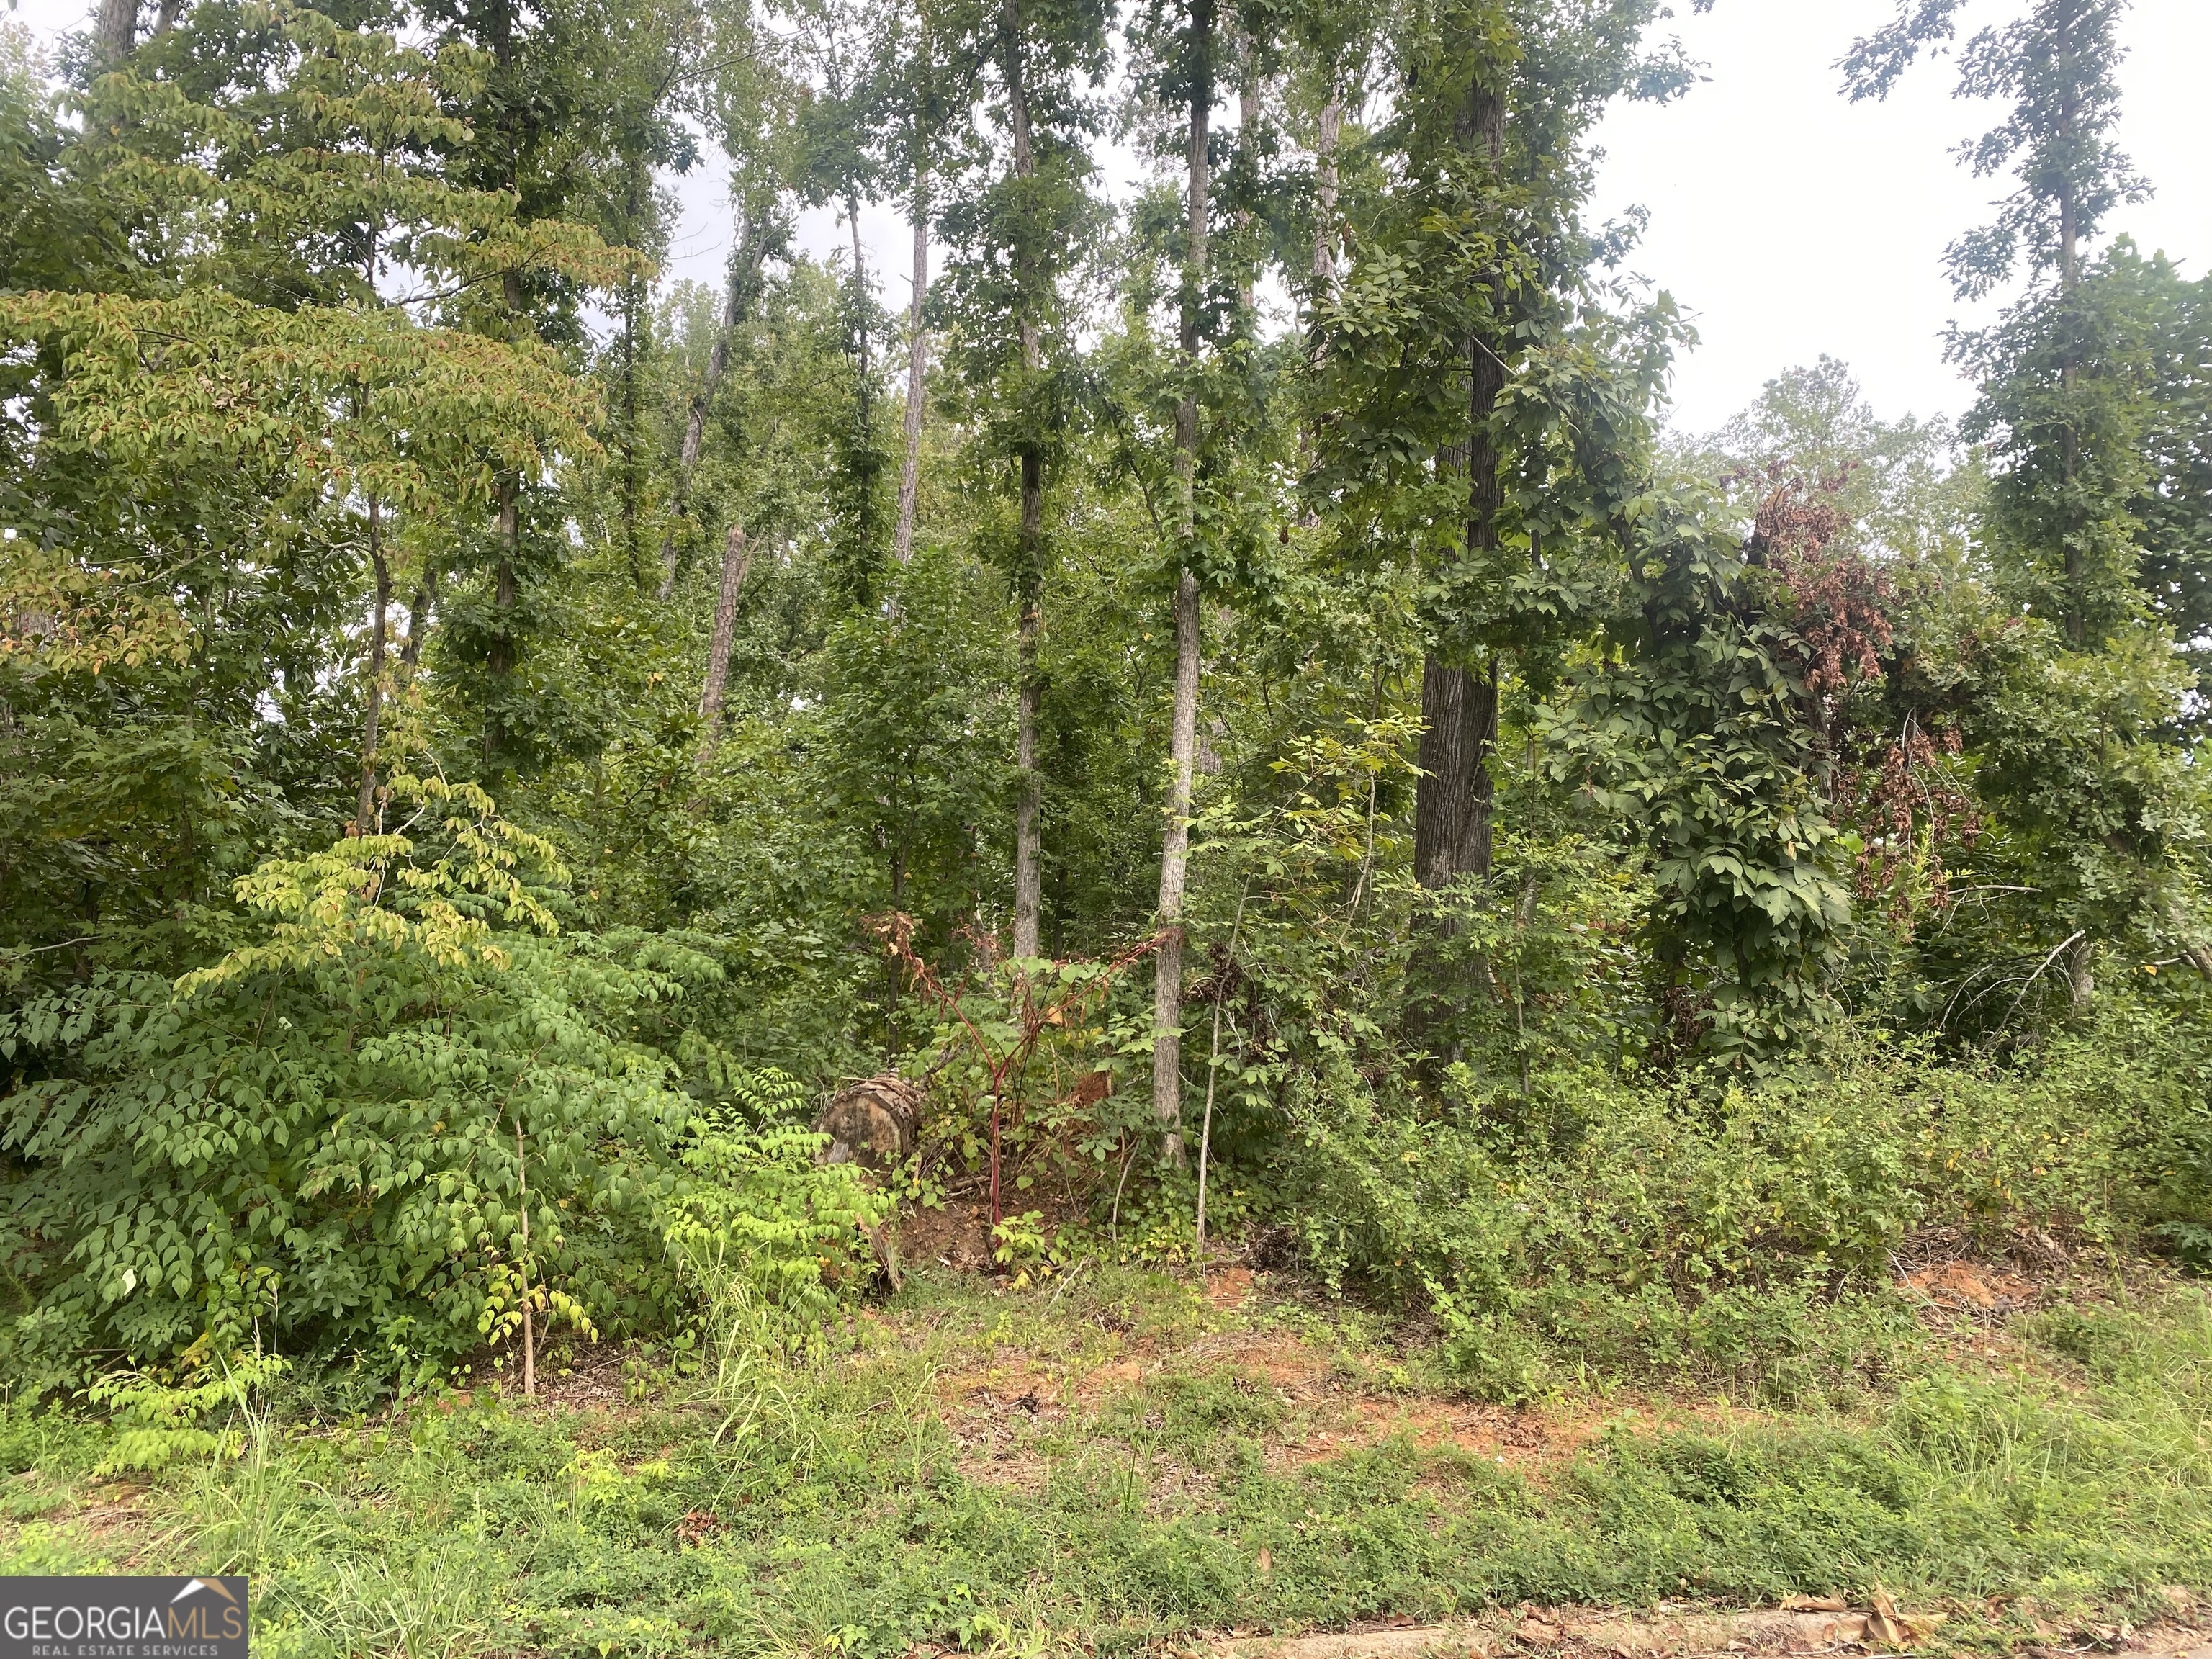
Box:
[356,500,389,832]
[485,482,518,765]
[660,209,770,600]
[1412,71,1507,901]
[1313,94,1340,292]
[1233,15,1257,313]
[400,561,439,674]
[1412,660,1497,889]
[1151,0,1213,1164]
[1012,457,1045,958]
[619,266,649,591]
[895,172,929,564]
[1007,0,1047,960]
[698,523,751,760]
[2068,935,2095,1013]
[96,0,135,60]
[1406,68,1508,1062]
[486,264,530,765]
[846,192,881,599]
[1151,570,1202,1161]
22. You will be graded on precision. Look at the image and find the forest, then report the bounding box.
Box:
[3,0,2212,1648]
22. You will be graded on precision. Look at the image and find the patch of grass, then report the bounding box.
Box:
[1,1269,2209,1657]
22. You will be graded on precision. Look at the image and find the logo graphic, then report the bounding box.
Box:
[0,1575,248,1658]
[171,1581,240,1608]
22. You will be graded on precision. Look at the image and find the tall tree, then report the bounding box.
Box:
[1139,0,1216,1163]
[1845,0,2211,1004]
[1310,0,1696,1056]
[938,0,1106,958]
[1845,0,2148,645]
[1840,0,2212,1008]
[875,0,984,563]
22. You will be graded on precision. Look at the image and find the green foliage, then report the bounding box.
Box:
[0,775,878,1383]
[1555,486,1853,1054]
[660,1120,884,1337]
[0,0,2209,1560]
[1275,1004,2211,1398]
[86,1349,290,1475]
[15,1271,2212,1653]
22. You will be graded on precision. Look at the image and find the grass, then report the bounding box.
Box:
[1,1258,2209,1658]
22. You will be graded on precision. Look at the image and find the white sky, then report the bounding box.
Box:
[1586,0,2212,434]
[11,0,2208,436]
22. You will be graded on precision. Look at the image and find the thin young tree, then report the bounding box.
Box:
[937,0,1107,958]
[1143,0,1219,1164]
[877,0,984,562]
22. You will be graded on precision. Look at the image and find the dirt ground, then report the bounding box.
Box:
[1200,1603,2212,1659]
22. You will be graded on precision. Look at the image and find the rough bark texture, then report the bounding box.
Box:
[698,523,751,760]
[1405,65,1509,1064]
[1413,660,1498,889]
[1411,72,1507,903]
[96,0,136,60]
[895,176,930,563]
[1151,569,1202,1161]
[1151,0,1213,1165]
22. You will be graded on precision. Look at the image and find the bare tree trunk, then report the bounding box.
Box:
[1412,72,1506,900]
[1007,0,1046,960]
[1412,660,1497,889]
[2068,935,2095,1013]
[355,499,389,832]
[1012,455,1044,957]
[1313,93,1340,293]
[895,172,929,564]
[96,0,135,60]
[1151,0,1213,1164]
[698,523,751,760]
[1151,570,1202,1158]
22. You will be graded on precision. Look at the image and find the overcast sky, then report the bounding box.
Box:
[12,0,2208,438]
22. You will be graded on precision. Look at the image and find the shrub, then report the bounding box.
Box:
[1274,1002,2211,1397]
[0,775,871,1388]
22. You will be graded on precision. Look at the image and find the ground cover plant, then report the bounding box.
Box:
[1,1254,2210,1658]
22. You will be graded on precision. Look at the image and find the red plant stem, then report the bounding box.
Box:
[868,911,1166,1238]
[989,1096,1003,1226]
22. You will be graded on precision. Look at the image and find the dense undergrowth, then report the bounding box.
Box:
[1272,1002,2212,1403]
